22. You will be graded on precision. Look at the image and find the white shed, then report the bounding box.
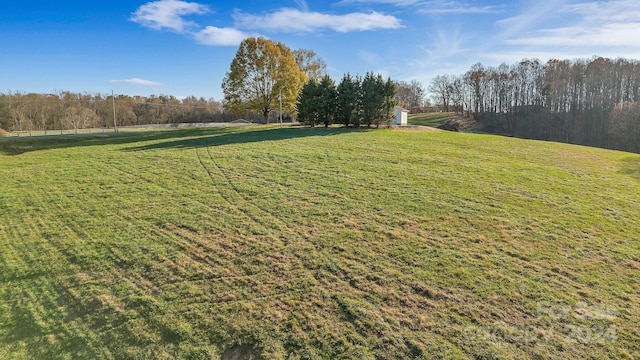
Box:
[392,107,408,126]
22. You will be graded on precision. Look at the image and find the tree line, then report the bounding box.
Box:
[0,92,265,134]
[297,73,397,127]
[430,57,640,153]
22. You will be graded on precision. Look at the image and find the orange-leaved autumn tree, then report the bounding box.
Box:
[222,37,306,123]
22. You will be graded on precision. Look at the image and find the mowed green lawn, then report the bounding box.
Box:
[1,126,639,359]
[408,112,460,127]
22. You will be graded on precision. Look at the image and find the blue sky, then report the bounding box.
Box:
[3,0,640,100]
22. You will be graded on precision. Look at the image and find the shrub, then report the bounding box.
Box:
[0,128,8,137]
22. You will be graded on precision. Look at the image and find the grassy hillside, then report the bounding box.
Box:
[408,112,476,131]
[1,127,639,359]
[408,112,459,126]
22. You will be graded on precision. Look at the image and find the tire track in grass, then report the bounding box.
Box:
[200,145,360,258]
[95,151,321,321]
[99,159,214,210]
[199,146,293,234]
[197,146,318,264]
[220,145,419,231]
[95,154,301,297]
[103,229,320,345]
[201,146,401,272]
[100,148,285,245]
[196,146,309,271]
[124,150,318,308]
[2,138,387,355]
[149,225,267,281]
[218,152,361,220]
[199,147,332,276]
[102,150,279,240]
[95,157,265,272]
[5,147,391,357]
[150,225,309,284]
[201,149,356,309]
[198,143,470,342]
[146,215,318,296]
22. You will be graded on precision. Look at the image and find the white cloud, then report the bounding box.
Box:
[338,0,422,5]
[507,23,640,47]
[562,0,640,22]
[130,0,210,33]
[426,28,470,59]
[131,1,402,47]
[232,8,402,33]
[339,0,502,13]
[504,0,640,49]
[495,0,566,38]
[419,6,500,14]
[109,78,163,87]
[294,0,309,11]
[131,0,246,46]
[359,50,383,65]
[193,26,249,46]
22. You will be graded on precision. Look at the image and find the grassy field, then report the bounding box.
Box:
[1,126,639,359]
[408,112,457,126]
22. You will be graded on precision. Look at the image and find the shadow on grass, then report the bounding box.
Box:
[619,155,640,181]
[0,127,225,156]
[0,126,359,156]
[123,126,365,152]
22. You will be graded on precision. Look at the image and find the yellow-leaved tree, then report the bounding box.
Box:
[222,37,306,123]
